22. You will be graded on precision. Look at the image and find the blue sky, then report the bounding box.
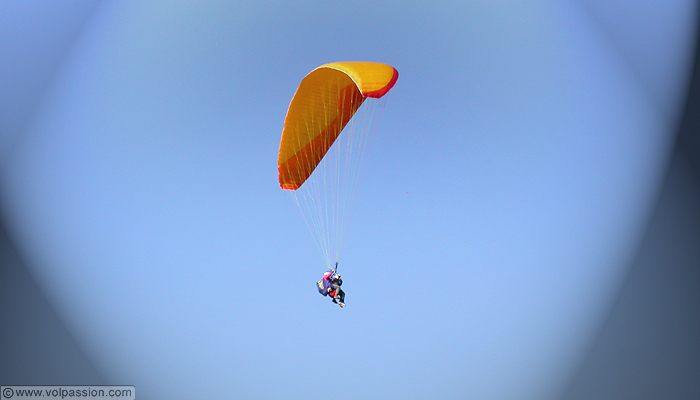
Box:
[1,1,698,399]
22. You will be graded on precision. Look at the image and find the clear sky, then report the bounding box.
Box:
[0,1,698,399]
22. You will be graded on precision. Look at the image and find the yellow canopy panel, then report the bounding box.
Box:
[278,62,398,190]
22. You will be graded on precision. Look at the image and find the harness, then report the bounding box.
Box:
[316,263,340,296]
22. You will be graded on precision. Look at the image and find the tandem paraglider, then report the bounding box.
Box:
[317,263,345,307]
[277,62,398,307]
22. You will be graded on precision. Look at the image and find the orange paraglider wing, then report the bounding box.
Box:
[278,62,398,190]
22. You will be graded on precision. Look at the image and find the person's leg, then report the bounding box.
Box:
[337,289,345,304]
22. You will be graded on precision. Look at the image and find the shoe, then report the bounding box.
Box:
[338,302,345,308]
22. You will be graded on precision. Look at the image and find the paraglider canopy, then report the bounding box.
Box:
[278,62,398,190]
[278,61,397,269]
